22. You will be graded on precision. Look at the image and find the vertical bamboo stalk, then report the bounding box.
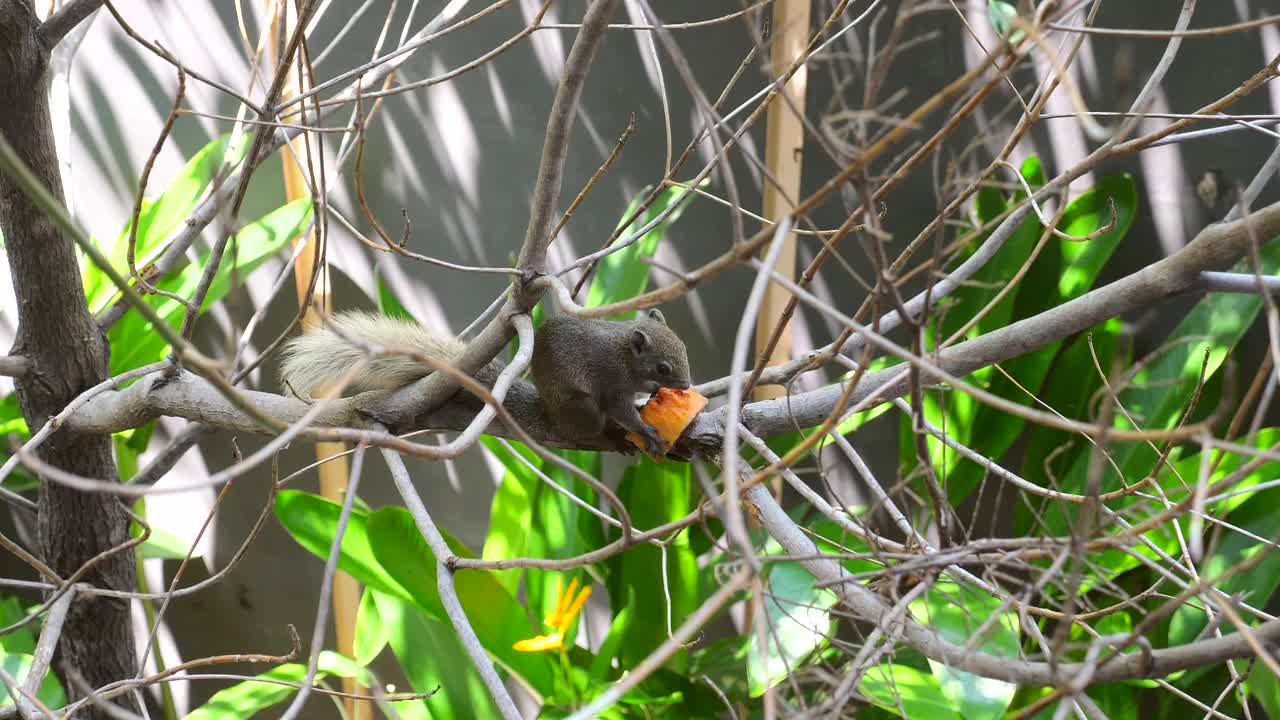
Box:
[754,0,811,402]
[266,3,368,718]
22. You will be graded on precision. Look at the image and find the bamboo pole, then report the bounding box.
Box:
[754,0,811,403]
[266,2,368,718]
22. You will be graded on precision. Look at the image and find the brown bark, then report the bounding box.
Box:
[0,0,138,715]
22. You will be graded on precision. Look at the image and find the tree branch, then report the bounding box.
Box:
[54,200,1280,465]
[747,484,1280,686]
[374,0,620,428]
[0,355,29,377]
[35,0,102,49]
[691,199,1280,445]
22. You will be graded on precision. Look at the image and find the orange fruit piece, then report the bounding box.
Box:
[626,387,709,458]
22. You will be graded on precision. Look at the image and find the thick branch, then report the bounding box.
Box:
[35,0,102,49]
[691,199,1280,445]
[57,201,1280,457]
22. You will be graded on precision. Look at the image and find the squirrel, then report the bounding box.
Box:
[278,305,692,455]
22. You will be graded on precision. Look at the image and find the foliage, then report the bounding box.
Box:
[0,132,309,716]
[13,139,1276,719]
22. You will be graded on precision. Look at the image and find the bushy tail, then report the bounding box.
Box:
[278,311,468,399]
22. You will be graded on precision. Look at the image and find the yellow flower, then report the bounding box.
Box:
[513,576,592,653]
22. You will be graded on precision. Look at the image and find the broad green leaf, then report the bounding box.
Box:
[374,264,413,321]
[1016,319,1125,535]
[523,449,603,642]
[0,597,37,655]
[371,589,496,720]
[1248,662,1280,720]
[860,663,959,719]
[0,396,34,492]
[1049,238,1280,538]
[950,174,1135,504]
[747,562,838,696]
[1167,487,1280,646]
[108,198,311,375]
[1057,175,1137,299]
[89,132,251,312]
[910,582,1018,719]
[272,490,414,605]
[183,651,368,720]
[907,158,1046,493]
[366,506,554,698]
[608,458,698,671]
[0,653,66,710]
[354,586,388,666]
[479,437,541,595]
[987,0,1020,41]
[0,597,66,707]
[589,589,636,681]
[585,180,704,318]
[1155,428,1280,517]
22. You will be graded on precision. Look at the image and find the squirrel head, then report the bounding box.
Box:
[627,308,692,394]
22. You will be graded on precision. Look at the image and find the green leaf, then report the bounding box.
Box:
[1048,238,1280,538]
[910,582,1018,719]
[89,132,251,312]
[747,562,838,696]
[272,490,415,605]
[608,458,698,671]
[906,161,1046,495]
[354,586,388,666]
[1249,662,1280,720]
[1167,486,1280,646]
[944,173,1136,504]
[183,651,368,720]
[0,597,36,655]
[589,589,636,681]
[585,180,703,317]
[366,506,555,697]
[1057,174,1138,299]
[986,0,1024,44]
[524,449,603,637]
[860,664,960,719]
[1016,319,1126,535]
[479,437,541,595]
[108,198,311,375]
[374,264,413,321]
[1155,427,1280,517]
[371,589,495,720]
[0,653,66,710]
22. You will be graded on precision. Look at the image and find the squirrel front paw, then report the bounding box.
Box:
[637,423,666,457]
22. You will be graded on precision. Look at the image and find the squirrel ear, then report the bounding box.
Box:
[630,328,651,354]
[646,308,667,325]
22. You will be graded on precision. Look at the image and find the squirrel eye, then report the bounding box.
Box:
[657,362,672,376]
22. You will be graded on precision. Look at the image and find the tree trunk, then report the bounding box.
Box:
[0,0,138,715]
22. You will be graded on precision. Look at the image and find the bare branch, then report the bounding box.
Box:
[35,0,102,49]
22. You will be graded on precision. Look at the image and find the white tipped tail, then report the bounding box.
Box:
[278,311,466,399]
